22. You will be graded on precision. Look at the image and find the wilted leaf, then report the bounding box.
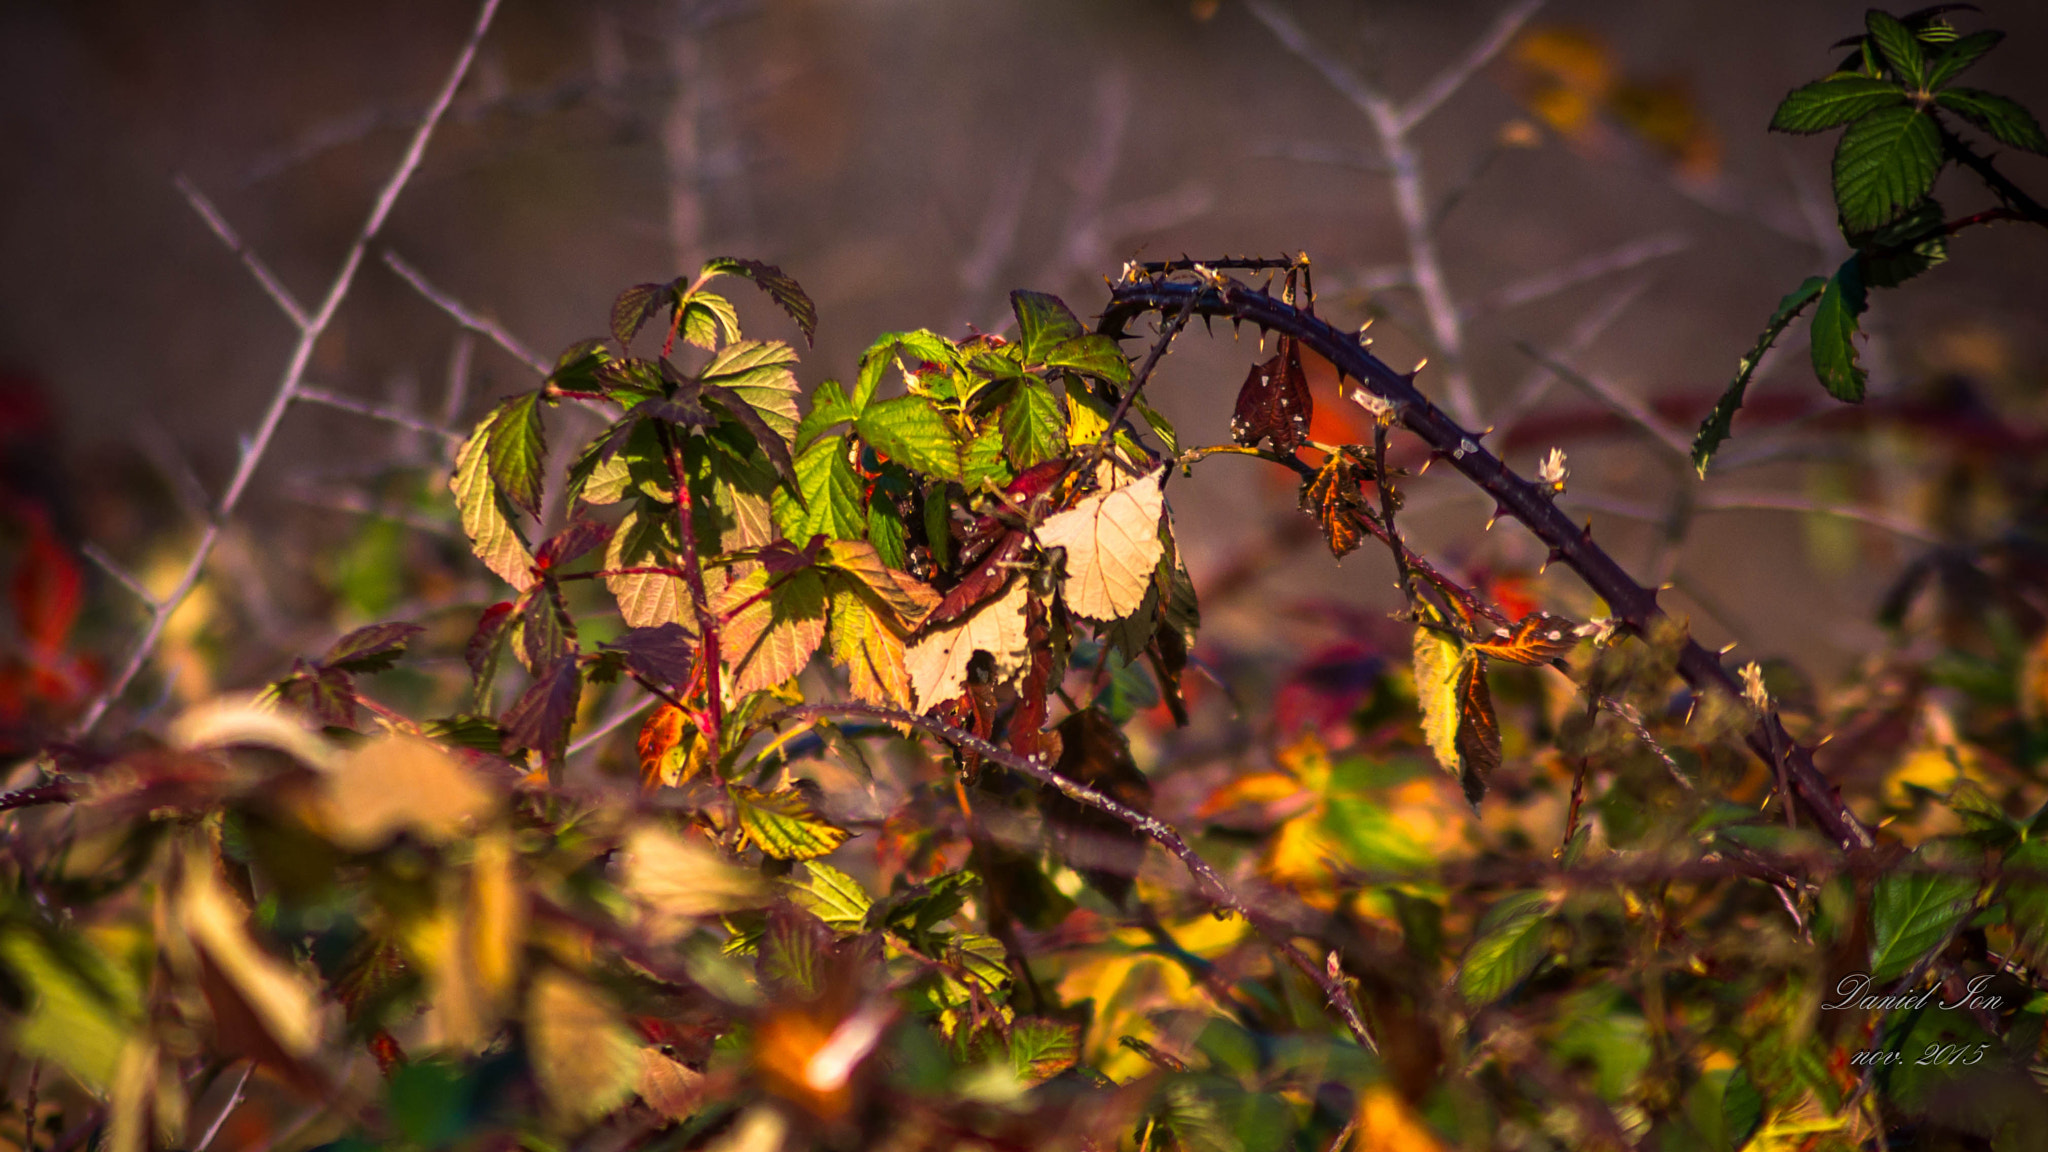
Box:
[321,622,424,675]
[637,703,709,789]
[639,1048,707,1121]
[905,575,1031,710]
[1231,338,1311,455]
[1033,469,1166,621]
[1468,612,1578,666]
[322,734,498,850]
[452,417,536,590]
[732,786,855,860]
[1414,628,1463,776]
[1458,891,1554,1005]
[1300,451,1371,558]
[528,969,642,1123]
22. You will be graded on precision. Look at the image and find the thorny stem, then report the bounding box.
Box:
[1086,292,1198,478]
[1940,127,2048,226]
[1369,423,1415,609]
[1101,276,1875,851]
[767,701,1381,1054]
[656,424,724,751]
[71,0,506,738]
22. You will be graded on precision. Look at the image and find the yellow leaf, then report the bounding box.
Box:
[451,418,537,590]
[528,969,642,1124]
[467,830,525,1026]
[638,1047,707,1121]
[177,846,323,1059]
[321,734,497,851]
[1033,468,1166,621]
[620,824,768,938]
[605,505,693,629]
[732,786,854,860]
[638,703,712,789]
[904,575,1030,710]
[827,585,915,710]
[1412,626,1464,776]
[716,567,828,696]
[1355,1083,1448,1152]
[168,697,334,768]
[822,539,939,627]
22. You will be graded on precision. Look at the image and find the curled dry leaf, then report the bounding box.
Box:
[905,575,1032,711]
[639,1048,708,1121]
[1033,468,1166,621]
[320,734,497,851]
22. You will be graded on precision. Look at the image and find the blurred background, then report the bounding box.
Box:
[3,0,2046,747]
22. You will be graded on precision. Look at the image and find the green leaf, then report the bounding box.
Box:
[1007,1018,1081,1085]
[1133,396,1178,457]
[1044,334,1131,384]
[1000,381,1068,470]
[1720,1066,1764,1152]
[547,338,614,394]
[484,392,547,519]
[857,394,962,481]
[0,926,140,1090]
[788,862,872,934]
[795,377,874,446]
[858,330,962,401]
[1860,198,1949,289]
[604,502,689,628]
[868,494,908,571]
[1866,10,1927,87]
[452,417,536,589]
[701,339,801,443]
[700,256,818,346]
[773,435,867,543]
[962,424,1011,490]
[2002,838,2048,970]
[1936,87,2048,153]
[1692,276,1828,475]
[1870,846,1980,981]
[1810,258,1870,402]
[1832,104,1943,233]
[1924,30,2003,89]
[731,786,853,860]
[676,290,740,351]
[1458,891,1554,1005]
[1010,290,1085,366]
[1770,74,1908,134]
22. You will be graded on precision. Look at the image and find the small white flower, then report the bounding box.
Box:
[1537,447,1569,494]
[1574,617,1619,645]
[1349,387,1395,425]
[1190,263,1227,289]
[1740,661,1770,712]
[1120,260,1144,283]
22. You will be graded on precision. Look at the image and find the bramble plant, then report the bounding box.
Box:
[6,6,2048,1152]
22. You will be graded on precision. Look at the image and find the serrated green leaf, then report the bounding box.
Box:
[1861,198,1949,288]
[700,256,817,346]
[731,786,852,860]
[1010,290,1085,366]
[1870,847,1979,981]
[1924,30,2003,89]
[795,377,874,446]
[1007,1017,1080,1085]
[1865,10,1927,87]
[484,392,547,519]
[1936,87,2048,154]
[701,340,801,443]
[1770,75,1908,135]
[452,417,536,589]
[1693,276,1828,475]
[1000,381,1068,469]
[1832,103,1943,233]
[773,435,867,543]
[2002,838,2048,970]
[858,330,961,401]
[857,394,962,481]
[1044,333,1131,384]
[547,338,614,395]
[788,862,872,934]
[1458,891,1553,1005]
[1811,258,1869,402]
[0,927,140,1090]
[962,424,1010,490]
[604,502,690,628]
[676,290,740,351]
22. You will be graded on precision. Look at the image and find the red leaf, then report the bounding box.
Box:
[13,515,80,654]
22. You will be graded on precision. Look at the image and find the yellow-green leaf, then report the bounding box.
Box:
[732,786,854,860]
[452,417,536,590]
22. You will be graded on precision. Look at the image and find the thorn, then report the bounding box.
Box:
[1417,456,1433,475]
[1817,732,1835,747]
[1232,318,1243,339]
[1411,356,1429,374]
[1657,582,1675,592]
[1202,315,1214,335]
[1541,546,1567,574]
[1359,317,1374,333]
[1484,511,1499,531]
[1685,698,1699,725]
[1719,641,1739,655]
[1581,520,1595,542]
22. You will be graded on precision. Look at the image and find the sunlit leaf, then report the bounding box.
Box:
[1007,1017,1081,1084]
[827,584,914,709]
[177,846,323,1061]
[715,566,828,696]
[1033,468,1166,621]
[452,417,536,590]
[702,339,802,444]
[905,574,1031,710]
[774,435,867,543]
[1231,338,1311,455]
[1010,290,1085,366]
[732,786,854,860]
[322,734,498,850]
[857,394,962,481]
[529,969,642,1123]
[703,256,819,346]
[1468,612,1578,666]
[1000,380,1068,469]
[789,862,873,934]
[484,392,548,519]
[606,503,692,628]
[621,824,768,939]
[1044,334,1131,384]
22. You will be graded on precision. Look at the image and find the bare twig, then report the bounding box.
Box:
[768,701,1381,1054]
[1394,0,1546,133]
[381,251,550,375]
[1517,344,1692,460]
[567,694,654,759]
[193,1063,254,1152]
[174,176,309,328]
[1475,232,1690,316]
[80,544,158,608]
[73,0,504,736]
[297,385,464,445]
[1491,278,1650,439]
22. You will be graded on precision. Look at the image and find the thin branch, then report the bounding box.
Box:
[1252,141,1390,174]
[296,385,464,445]
[768,701,1381,1054]
[381,250,551,375]
[193,1063,254,1152]
[1102,276,1874,851]
[1475,231,1689,316]
[72,0,504,737]
[1489,277,1651,441]
[1087,292,1198,475]
[567,695,654,759]
[279,482,463,539]
[80,544,158,608]
[1395,0,1546,133]
[1694,491,1938,544]
[1516,344,1692,461]
[173,176,310,328]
